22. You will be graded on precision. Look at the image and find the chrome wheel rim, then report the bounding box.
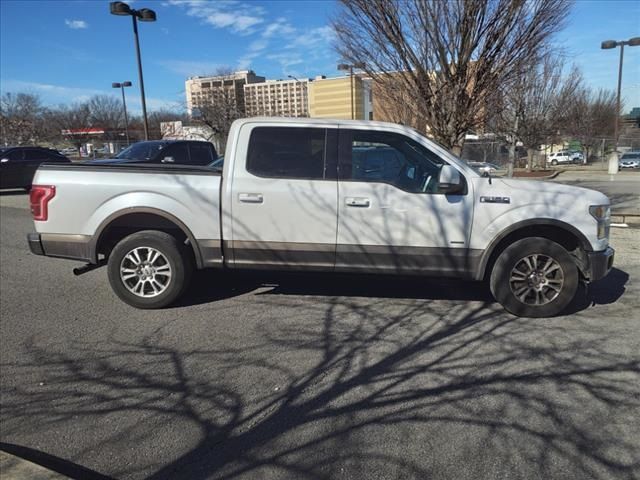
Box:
[120,247,172,298]
[509,254,564,306]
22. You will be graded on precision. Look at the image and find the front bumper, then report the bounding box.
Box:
[587,246,614,282]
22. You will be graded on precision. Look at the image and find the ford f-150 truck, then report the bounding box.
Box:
[27,118,614,317]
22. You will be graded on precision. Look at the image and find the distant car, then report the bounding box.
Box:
[467,161,501,177]
[59,147,78,156]
[547,151,580,166]
[569,151,584,162]
[618,151,640,170]
[0,147,70,190]
[88,140,218,166]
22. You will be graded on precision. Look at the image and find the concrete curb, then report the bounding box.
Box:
[510,170,564,180]
[611,212,640,225]
[0,451,69,480]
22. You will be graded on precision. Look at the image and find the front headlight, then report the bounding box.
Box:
[590,205,611,240]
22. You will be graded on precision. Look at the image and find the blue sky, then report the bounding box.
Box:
[1,0,639,114]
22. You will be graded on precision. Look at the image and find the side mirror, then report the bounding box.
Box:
[438,165,464,194]
[161,156,175,164]
[0,158,9,164]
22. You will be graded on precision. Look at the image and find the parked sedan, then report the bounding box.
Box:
[0,147,70,190]
[619,152,640,170]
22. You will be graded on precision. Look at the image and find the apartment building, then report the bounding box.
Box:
[244,78,310,117]
[185,70,265,115]
[308,75,366,120]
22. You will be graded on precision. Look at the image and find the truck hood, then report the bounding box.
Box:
[495,178,610,206]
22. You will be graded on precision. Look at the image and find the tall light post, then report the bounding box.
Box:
[112,81,132,144]
[601,37,640,153]
[287,75,308,117]
[337,62,365,119]
[110,1,156,140]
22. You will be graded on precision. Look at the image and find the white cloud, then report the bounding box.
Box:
[0,79,181,114]
[0,79,103,102]
[65,19,88,30]
[265,53,304,73]
[158,60,223,76]
[287,26,335,50]
[262,18,296,39]
[167,0,264,35]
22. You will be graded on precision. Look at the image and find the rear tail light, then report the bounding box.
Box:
[30,185,56,221]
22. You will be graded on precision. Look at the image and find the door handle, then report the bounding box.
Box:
[238,193,264,204]
[345,197,370,208]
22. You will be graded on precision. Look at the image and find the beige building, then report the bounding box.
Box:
[308,75,366,120]
[185,70,265,115]
[244,78,310,117]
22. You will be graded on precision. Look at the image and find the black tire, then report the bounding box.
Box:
[551,159,558,166]
[107,230,193,309]
[490,237,579,318]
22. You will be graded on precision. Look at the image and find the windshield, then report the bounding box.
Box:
[115,141,168,161]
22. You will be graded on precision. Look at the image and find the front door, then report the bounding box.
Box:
[229,124,339,269]
[336,128,475,275]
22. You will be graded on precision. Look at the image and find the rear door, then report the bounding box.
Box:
[229,123,339,269]
[336,128,475,275]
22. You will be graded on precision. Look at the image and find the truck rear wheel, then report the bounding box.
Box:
[490,237,578,317]
[107,230,192,309]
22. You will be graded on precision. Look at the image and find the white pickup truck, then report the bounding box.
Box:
[27,118,614,317]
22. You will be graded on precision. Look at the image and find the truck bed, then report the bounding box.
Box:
[31,162,223,267]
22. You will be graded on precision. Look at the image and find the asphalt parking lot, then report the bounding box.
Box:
[1,190,639,480]
[550,170,640,214]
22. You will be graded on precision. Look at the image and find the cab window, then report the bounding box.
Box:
[247,127,326,179]
[338,130,447,193]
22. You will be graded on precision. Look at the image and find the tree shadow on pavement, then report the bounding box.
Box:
[1,294,638,479]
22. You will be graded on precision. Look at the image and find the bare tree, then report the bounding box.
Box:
[88,95,124,139]
[495,56,582,175]
[371,74,427,130]
[0,92,45,146]
[333,0,572,154]
[192,68,244,153]
[564,87,617,161]
[46,102,93,155]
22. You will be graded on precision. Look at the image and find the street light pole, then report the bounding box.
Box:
[337,63,365,120]
[287,75,307,117]
[601,37,640,153]
[112,81,132,144]
[110,2,157,141]
[131,14,149,140]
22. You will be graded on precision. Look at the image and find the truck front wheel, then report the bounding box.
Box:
[107,230,193,309]
[490,237,578,317]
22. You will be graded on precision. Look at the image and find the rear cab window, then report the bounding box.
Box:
[246,126,328,179]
